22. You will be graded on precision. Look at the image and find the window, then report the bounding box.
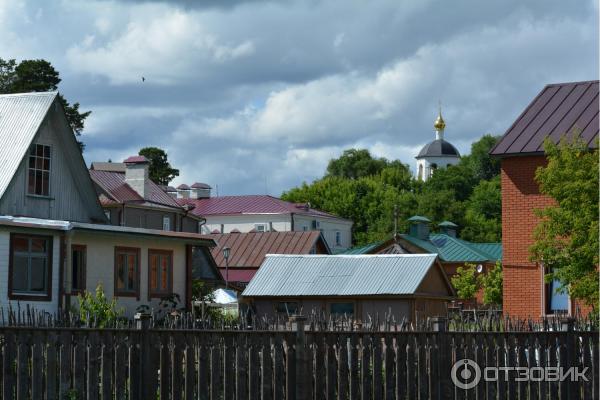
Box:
[114,247,140,298]
[545,278,569,315]
[302,226,308,232]
[311,220,320,230]
[72,245,86,293]
[9,234,53,300]
[275,301,298,315]
[255,223,267,232]
[335,231,341,246]
[418,164,423,180]
[330,302,354,316]
[148,250,173,299]
[104,210,111,221]
[27,144,51,196]
[429,163,438,177]
[162,216,171,231]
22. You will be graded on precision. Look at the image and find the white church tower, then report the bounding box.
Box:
[416,106,460,181]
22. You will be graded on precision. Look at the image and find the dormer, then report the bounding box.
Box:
[407,215,431,240]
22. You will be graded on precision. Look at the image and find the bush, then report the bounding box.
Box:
[77,284,124,327]
[451,264,479,300]
[479,261,503,306]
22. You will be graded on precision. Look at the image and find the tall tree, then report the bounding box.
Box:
[326,149,390,179]
[0,58,91,149]
[530,136,599,308]
[138,147,180,185]
[460,134,501,181]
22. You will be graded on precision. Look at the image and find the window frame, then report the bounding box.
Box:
[162,216,171,231]
[27,143,52,197]
[275,301,299,315]
[254,223,267,232]
[71,245,87,295]
[8,233,53,301]
[147,249,174,300]
[335,231,341,246]
[329,301,355,316]
[114,246,141,299]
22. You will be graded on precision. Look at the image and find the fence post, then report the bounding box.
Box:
[432,316,451,400]
[560,317,578,399]
[135,312,152,399]
[290,314,307,400]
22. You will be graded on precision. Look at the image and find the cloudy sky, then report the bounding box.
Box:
[1,0,597,195]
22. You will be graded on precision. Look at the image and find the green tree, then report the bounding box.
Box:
[460,134,501,181]
[326,149,390,179]
[0,58,91,148]
[139,147,180,185]
[530,135,599,308]
[77,284,124,328]
[479,262,503,305]
[460,177,501,242]
[451,264,479,300]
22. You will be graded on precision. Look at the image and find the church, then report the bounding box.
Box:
[416,108,461,181]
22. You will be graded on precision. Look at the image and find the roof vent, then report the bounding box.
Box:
[438,221,458,238]
[176,184,191,199]
[190,182,211,199]
[407,215,431,240]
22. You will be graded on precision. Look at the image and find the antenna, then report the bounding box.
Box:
[393,204,399,241]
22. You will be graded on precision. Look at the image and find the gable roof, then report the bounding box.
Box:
[90,162,126,173]
[206,230,330,268]
[242,254,450,297]
[0,92,57,198]
[490,80,598,157]
[399,233,501,263]
[178,195,351,221]
[89,169,183,209]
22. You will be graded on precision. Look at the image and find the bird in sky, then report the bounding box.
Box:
[142,77,145,82]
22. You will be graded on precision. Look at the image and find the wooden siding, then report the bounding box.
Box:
[0,102,106,222]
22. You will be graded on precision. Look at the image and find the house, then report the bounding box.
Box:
[205,230,330,288]
[0,91,221,316]
[90,158,204,233]
[489,80,598,318]
[242,254,454,322]
[175,191,353,251]
[416,108,461,181]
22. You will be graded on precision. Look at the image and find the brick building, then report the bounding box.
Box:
[490,80,598,318]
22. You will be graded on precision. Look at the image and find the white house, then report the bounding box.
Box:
[415,108,461,181]
[175,191,354,251]
[0,92,221,317]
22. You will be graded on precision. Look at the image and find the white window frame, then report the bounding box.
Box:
[27,143,52,197]
[162,216,171,231]
[335,231,341,246]
[255,223,268,232]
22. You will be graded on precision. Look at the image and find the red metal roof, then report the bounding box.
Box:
[123,155,149,163]
[219,268,258,283]
[178,195,347,220]
[207,231,329,269]
[89,170,182,209]
[491,80,599,157]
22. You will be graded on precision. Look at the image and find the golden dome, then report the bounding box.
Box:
[434,110,445,131]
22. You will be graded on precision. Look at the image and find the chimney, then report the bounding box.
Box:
[407,215,431,240]
[124,156,150,199]
[189,182,212,199]
[164,186,178,198]
[438,221,458,238]
[176,184,191,199]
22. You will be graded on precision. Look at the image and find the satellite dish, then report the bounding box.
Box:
[476,264,484,273]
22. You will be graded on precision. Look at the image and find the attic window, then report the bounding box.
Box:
[27,144,51,196]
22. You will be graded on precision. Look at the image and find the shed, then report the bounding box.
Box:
[242,254,454,322]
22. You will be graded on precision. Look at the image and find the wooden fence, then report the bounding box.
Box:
[0,320,597,400]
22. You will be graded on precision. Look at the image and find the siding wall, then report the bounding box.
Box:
[0,229,60,314]
[203,215,292,234]
[293,215,353,250]
[0,104,104,222]
[68,232,189,317]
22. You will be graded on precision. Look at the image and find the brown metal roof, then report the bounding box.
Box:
[207,231,329,268]
[490,80,598,157]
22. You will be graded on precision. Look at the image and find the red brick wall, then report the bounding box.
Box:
[501,156,593,318]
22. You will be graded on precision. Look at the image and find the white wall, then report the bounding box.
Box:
[68,232,189,317]
[293,215,353,250]
[416,156,460,181]
[0,229,60,314]
[202,214,292,234]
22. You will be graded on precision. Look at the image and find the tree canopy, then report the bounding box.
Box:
[529,135,599,308]
[0,58,91,149]
[282,134,502,245]
[138,147,180,185]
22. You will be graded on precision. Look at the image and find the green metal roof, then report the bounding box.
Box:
[400,233,501,263]
[438,221,458,228]
[407,215,431,223]
[341,241,385,255]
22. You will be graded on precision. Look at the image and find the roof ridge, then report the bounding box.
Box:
[0,91,58,98]
[433,233,493,259]
[545,80,599,88]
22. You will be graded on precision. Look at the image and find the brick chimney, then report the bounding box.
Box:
[124,156,150,199]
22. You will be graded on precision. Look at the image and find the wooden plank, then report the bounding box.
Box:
[516,334,528,400]
[160,333,171,400]
[495,334,505,400]
[454,333,465,400]
[313,334,325,400]
[338,334,349,400]
[210,335,222,400]
[539,334,548,400]
[248,335,260,400]
[285,334,296,400]
[428,333,439,400]
[224,334,235,400]
[582,334,593,400]
[360,334,372,400]
[129,331,141,400]
[485,334,497,400]
[383,334,394,400]
[172,333,184,400]
[3,331,16,400]
[405,334,416,400]
[16,331,29,400]
[101,331,113,400]
[395,334,407,400]
[591,332,599,400]
[417,333,428,400]
[114,333,128,400]
[372,333,382,400]
[46,331,58,400]
[548,334,558,400]
[31,331,44,399]
[87,331,101,400]
[438,332,453,400]
[273,334,285,400]
[185,334,196,400]
[349,334,359,400]
[236,334,248,400]
[260,335,273,400]
[325,334,336,400]
[506,334,516,400]
[198,334,210,400]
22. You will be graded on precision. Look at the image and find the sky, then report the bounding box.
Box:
[0,0,597,195]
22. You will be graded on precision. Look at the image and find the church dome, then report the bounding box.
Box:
[416,139,460,158]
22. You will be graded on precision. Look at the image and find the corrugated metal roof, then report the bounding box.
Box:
[90,162,126,173]
[470,243,502,261]
[242,254,439,297]
[0,92,57,198]
[400,233,501,263]
[342,241,385,255]
[207,231,328,268]
[490,80,598,156]
[178,195,352,222]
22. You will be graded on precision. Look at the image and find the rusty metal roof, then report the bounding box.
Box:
[490,80,598,157]
[90,162,126,173]
[0,91,57,198]
[207,230,329,268]
[242,254,446,297]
